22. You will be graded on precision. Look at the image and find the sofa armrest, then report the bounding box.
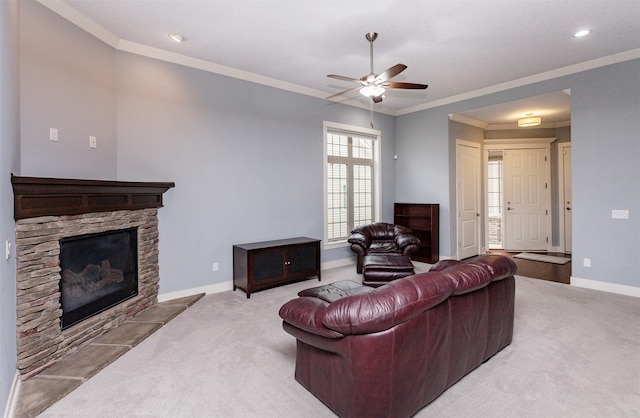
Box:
[278,297,345,339]
[322,273,455,335]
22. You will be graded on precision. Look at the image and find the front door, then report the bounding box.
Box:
[457,141,481,259]
[503,148,550,251]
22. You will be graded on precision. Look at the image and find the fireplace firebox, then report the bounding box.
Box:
[59,228,138,329]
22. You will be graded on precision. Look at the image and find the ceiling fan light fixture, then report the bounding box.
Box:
[517,113,541,127]
[360,85,385,97]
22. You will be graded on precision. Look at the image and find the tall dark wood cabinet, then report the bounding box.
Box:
[233,237,321,298]
[394,203,439,263]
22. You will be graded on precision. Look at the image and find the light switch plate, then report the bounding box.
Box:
[611,209,629,219]
[89,136,97,149]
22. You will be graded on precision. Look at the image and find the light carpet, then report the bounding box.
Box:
[40,263,639,418]
[514,252,571,265]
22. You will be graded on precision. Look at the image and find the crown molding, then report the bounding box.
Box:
[396,49,640,116]
[484,137,557,147]
[37,0,120,47]
[38,0,639,118]
[448,113,488,129]
[484,121,571,130]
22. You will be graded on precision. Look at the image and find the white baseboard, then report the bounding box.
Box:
[321,257,356,270]
[3,371,20,418]
[158,281,233,302]
[157,258,357,302]
[571,276,640,298]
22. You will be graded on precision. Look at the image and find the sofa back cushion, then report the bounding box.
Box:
[430,255,517,295]
[322,272,456,335]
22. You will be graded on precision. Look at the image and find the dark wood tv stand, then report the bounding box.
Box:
[233,237,321,298]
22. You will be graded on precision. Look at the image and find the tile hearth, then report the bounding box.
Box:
[13,293,203,418]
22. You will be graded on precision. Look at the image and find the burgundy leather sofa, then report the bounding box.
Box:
[279,254,517,418]
[348,222,421,273]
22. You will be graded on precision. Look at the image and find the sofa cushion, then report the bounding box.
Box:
[368,240,399,253]
[430,255,518,294]
[298,280,374,303]
[322,272,456,335]
[470,254,517,281]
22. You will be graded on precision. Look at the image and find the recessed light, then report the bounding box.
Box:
[573,29,591,38]
[168,33,187,43]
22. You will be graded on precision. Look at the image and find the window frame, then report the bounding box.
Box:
[323,121,381,249]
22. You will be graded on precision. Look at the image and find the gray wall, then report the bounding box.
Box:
[396,60,640,288]
[0,0,19,412]
[114,51,396,293]
[19,0,117,179]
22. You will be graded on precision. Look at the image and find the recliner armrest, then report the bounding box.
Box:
[395,232,420,250]
[347,231,371,249]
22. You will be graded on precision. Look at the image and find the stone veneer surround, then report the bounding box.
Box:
[15,209,160,379]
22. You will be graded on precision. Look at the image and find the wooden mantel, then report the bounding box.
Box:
[11,175,175,220]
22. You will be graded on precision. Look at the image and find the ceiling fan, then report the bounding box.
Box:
[327,32,428,103]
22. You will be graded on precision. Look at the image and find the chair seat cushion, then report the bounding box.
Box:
[368,241,399,253]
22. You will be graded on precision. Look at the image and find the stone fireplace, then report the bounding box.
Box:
[12,175,174,379]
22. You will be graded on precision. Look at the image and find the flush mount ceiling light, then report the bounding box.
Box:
[168,33,186,43]
[518,113,541,128]
[573,29,591,38]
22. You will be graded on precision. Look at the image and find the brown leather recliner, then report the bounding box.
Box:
[348,222,420,273]
[279,255,517,418]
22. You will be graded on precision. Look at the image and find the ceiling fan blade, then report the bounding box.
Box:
[372,95,383,103]
[383,82,428,90]
[376,64,407,82]
[327,74,362,83]
[326,85,362,100]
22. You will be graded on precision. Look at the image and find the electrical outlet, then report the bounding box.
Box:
[5,240,11,260]
[212,262,219,272]
[583,258,591,268]
[49,128,58,142]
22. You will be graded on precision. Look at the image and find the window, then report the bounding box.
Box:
[487,157,503,249]
[324,122,381,246]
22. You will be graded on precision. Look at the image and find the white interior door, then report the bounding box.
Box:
[503,148,550,251]
[559,144,572,253]
[457,141,481,259]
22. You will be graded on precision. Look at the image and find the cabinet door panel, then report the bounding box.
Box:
[253,251,284,281]
[289,245,317,275]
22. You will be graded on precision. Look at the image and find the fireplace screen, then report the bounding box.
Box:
[59,227,138,329]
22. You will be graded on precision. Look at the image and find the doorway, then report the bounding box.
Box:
[484,139,554,252]
[451,90,572,258]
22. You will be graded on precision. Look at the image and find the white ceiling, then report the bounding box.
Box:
[42,0,639,125]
